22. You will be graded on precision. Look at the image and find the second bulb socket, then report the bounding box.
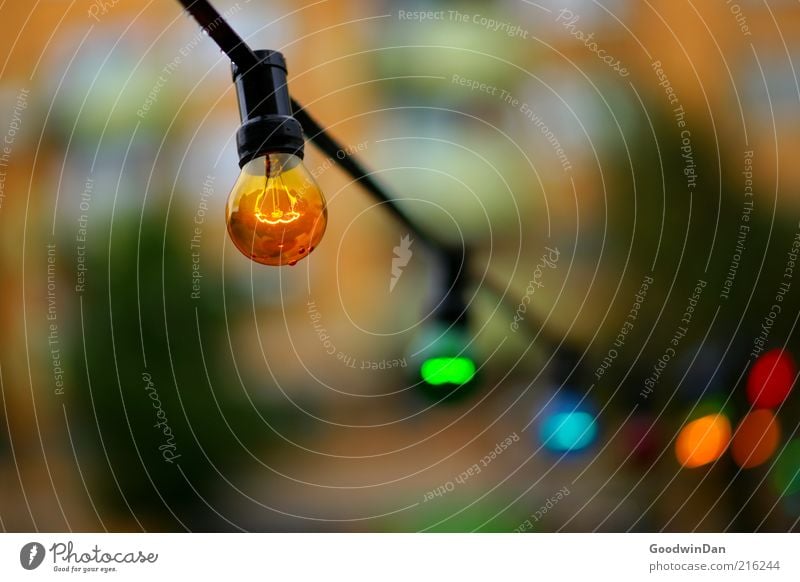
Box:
[232,50,305,167]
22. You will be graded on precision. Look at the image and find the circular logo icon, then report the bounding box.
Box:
[19,542,45,570]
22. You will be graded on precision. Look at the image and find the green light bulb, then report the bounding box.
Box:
[420,356,477,386]
[406,322,479,401]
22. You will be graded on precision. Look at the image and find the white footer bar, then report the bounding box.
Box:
[1,533,798,580]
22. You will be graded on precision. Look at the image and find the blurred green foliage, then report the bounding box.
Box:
[65,205,280,530]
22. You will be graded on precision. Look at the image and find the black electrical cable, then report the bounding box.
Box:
[289,102,438,249]
[175,0,260,71]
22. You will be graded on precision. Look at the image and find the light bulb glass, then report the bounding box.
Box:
[226,153,327,266]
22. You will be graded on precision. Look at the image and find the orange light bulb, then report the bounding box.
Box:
[675,413,731,468]
[226,152,327,266]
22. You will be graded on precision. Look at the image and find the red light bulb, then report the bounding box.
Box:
[746,349,796,408]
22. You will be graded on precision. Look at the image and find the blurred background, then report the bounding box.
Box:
[1,0,799,532]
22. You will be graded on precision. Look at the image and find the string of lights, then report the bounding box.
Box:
[170,1,799,487]
[172,0,559,399]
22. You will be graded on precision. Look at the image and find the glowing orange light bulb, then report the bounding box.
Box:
[731,409,780,469]
[675,413,731,468]
[226,152,327,266]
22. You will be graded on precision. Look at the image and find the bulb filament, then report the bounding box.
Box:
[254,156,301,225]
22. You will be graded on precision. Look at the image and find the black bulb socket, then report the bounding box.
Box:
[232,50,304,167]
[432,246,470,327]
